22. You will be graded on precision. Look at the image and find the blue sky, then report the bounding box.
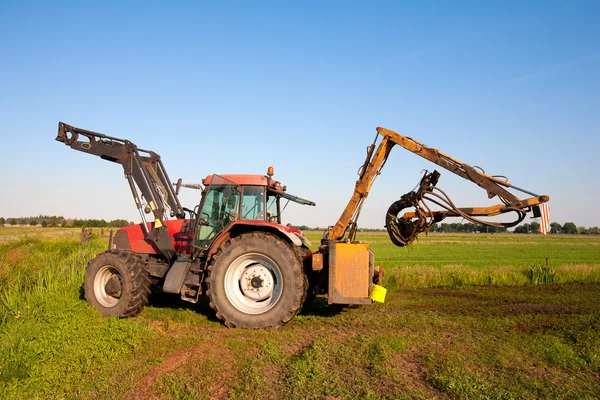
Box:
[1,1,599,229]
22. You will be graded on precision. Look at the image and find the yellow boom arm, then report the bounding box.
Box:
[328,127,549,244]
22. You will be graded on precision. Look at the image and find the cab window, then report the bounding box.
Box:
[266,192,279,223]
[241,186,265,220]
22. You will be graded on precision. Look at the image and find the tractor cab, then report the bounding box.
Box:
[194,170,315,249]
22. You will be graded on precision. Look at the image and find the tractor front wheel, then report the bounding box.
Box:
[206,232,307,328]
[84,251,151,318]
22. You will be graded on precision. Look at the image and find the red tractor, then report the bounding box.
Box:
[57,123,321,328]
[56,122,549,328]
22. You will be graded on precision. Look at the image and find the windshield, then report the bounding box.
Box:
[194,175,240,248]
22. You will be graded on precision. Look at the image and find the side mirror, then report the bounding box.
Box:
[175,178,182,195]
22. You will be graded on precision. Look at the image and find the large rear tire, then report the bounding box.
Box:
[84,251,151,318]
[206,232,307,328]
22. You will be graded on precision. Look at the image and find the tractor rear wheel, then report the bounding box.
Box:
[84,250,151,318]
[206,232,307,328]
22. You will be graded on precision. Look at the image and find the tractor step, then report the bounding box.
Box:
[163,260,191,294]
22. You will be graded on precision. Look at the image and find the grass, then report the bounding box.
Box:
[0,230,599,398]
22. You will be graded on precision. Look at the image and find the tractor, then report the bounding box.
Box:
[55,122,549,328]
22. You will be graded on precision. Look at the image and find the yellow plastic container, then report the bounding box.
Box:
[369,284,387,303]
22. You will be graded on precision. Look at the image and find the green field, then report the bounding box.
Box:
[304,230,600,269]
[304,231,600,289]
[1,229,599,399]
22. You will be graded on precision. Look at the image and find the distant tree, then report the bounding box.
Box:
[0,217,4,226]
[108,219,130,228]
[50,216,58,227]
[515,223,539,233]
[550,222,562,234]
[477,225,508,233]
[9,218,17,226]
[61,219,68,227]
[29,219,38,226]
[589,226,600,235]
[290,225,309,231]
[514,224,527,234]
[495,226,508,233]
[563,222,577,234]
[41,220,48,227]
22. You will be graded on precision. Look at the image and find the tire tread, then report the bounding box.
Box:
[205,232,307,328]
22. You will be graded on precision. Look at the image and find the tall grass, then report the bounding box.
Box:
[0,238,83,323]
[0,236,152,398]
[526,264,557,285]
[382,263,600,290]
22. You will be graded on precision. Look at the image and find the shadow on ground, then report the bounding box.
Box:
[79,282,347,322]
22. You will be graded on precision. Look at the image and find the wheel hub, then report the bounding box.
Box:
[240,265,274,302]
[104,276,122,297]
[94,265,123,307]
[250,276,263,289]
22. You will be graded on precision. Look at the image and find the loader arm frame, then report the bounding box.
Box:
[329,127,549,244]
[56,122,184,259]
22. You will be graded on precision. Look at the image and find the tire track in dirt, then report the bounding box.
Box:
[126,343,205,400]
[125,326,237,400]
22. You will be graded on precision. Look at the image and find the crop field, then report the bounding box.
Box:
[1,228,599,399]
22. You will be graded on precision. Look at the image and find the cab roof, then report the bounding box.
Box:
[202,174,316,206]
[203,174,279,188]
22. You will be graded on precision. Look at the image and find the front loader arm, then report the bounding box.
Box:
[329,127,549,246]
[56,122,184,259]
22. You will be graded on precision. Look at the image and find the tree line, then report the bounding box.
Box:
[2,217,598,235]
[512,221,599,235]
[290,222,599,235]
[0,215,133,228]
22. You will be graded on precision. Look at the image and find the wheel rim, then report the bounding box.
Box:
[94,265,123,308]
[224,253,283,315]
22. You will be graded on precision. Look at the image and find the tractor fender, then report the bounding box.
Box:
[111,219,188,255]
[206,221,309,259]
[230,220,309,247]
